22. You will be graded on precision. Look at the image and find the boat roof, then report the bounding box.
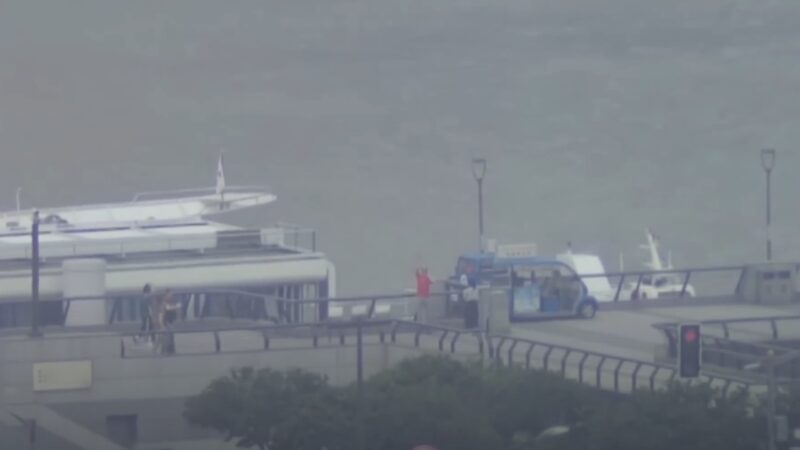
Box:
[0,188,276,235]
[0,220,318,263]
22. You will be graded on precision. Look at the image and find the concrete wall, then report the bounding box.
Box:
[0,330,430,450]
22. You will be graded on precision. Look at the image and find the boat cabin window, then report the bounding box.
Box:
[519,264,583,303]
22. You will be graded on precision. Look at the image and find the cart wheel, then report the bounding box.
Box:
[578,302,597,319]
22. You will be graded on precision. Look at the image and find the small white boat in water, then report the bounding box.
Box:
[620,229,696,300]
[557,230,697,302]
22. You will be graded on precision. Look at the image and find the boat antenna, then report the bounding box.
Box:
[15,188,21,212]
[619,252,624,272]
[215,152,226,210]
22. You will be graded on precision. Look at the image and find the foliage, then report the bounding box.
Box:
[183,367,353,450]
[361,356,503,450]
[533,382,761,450]
[185,356,764,450]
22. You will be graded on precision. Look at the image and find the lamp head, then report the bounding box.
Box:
[761,148,776,171]
[471,157,487,181]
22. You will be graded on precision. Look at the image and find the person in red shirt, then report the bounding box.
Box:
[416,268,432,298]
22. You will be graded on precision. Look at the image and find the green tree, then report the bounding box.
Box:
[185,357,763,450]
[362,355,504,450]
[184,367,353,450]
[542,382,761,450]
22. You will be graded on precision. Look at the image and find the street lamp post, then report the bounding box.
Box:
[30,210,41,338]
[761,149,776,261]
[355,319,365,450]
[471,158,487,252]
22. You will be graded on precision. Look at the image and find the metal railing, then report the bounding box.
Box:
[118,318,759,396]
[653,320,800,380]
[105,289,422,326]
[653,316,800,346]
[695,315,800,341]
[468,264,749,304]
[574,265,747,302]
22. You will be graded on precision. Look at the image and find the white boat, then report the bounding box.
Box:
[0,155,335,328]
[0,154,276,235]
[621,229,696,300]
[556,230,697,302]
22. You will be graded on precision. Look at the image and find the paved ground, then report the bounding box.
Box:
[511,302,800,361]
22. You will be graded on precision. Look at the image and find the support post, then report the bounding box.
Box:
[356,319,365,450]
[31,210,41,338]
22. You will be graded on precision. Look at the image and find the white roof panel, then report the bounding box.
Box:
[0,191,275,235]
[0,223,228,260]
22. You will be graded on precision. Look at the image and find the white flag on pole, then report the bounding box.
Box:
[215,152,225,196]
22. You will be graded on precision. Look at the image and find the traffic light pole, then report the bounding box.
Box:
[677,324,701,378]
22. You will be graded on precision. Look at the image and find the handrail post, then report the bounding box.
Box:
[525,343,536,369]
[649,367,660,392]
[614,274,625,302]
[508,341,518,366]
[495,338,508,363]
[633,274,643,301]
[561,349,572,376]
[631,363,643,391]
[214,331,221,353]
[596,357,607,388]
[438,330,449,352]
[679,271,692,298]
[613,360,624,392]
[543,347,554,371]
[578,353,590,383]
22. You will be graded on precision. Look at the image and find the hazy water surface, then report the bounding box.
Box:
[2,1,800,293]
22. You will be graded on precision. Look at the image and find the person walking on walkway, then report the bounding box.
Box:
[416,268,432,299]
[162,289,179,327]
[135,283,154,343]
[160,289,179,354]
[415,268,434,322]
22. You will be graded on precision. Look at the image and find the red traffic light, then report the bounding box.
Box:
[683,328,699,343]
